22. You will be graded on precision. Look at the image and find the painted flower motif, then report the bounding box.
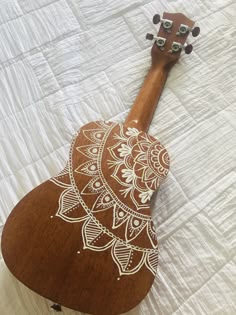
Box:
[50,161,158,277]
[49,121,161,278]
[125,127,140,137]
[139,190,154,203]
[51,177,158,276]
[51,184,158,276]
[121,168,135,183]
[109,125,170,209]
[118,143,132,157]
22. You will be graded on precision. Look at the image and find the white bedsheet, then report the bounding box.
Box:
[0,0,236,314]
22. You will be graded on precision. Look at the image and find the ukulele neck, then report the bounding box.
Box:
[124,59,172,132]
[124,11,197,132]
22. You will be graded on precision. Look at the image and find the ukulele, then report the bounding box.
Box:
[1,12,200,315]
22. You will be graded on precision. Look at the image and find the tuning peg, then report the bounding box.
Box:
[169,41,193,54]
[177,24,200,37]
[146,33,154,40]
[184,44,193,54]
[146,34,167,50]
[153,14,161,25]
[152,14,173,32]
[192,26,200,37]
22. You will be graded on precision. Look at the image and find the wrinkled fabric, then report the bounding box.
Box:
[0,0,236,314]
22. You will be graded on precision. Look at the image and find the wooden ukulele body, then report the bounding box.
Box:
[2,121,169,315]
[1,12,196,315]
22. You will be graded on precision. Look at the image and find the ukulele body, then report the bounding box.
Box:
[2,12,197,315]
[2,121,170,315]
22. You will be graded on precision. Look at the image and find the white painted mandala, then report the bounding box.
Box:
[50,121,170,277]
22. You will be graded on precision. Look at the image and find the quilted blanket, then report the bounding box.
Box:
[0,0,235,314]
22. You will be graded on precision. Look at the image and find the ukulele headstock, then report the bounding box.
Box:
[146,12,200,66]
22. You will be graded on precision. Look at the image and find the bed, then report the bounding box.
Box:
[0,0,236,314]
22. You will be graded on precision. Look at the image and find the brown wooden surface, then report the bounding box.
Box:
[2,180,155,315]
[2,123,159,315]
[1,12,195,315]
[125,12,194,132]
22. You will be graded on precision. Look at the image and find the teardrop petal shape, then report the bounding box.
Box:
[146,221,158,248]
[81,177,105,195]
[125,216,147,242]
[56,188,88,222]
[83,129,106,143]
[111,241,146,276]
[145,251,158,275]
[75,160,98,176]
[82,219,114,251]
[76,144,100,159]
[112,205,129,229]
[92,191,115,212]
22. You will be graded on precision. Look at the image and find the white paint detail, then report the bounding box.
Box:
[50,121,169,276]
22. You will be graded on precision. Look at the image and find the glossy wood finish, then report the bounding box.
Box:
[125,12,194,132]
[2,122,160,315]
[124,61,170,132]
[2,178,155,315]
[1,12,195,315]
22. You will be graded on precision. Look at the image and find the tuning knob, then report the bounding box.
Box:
[192,26,200,37]
[177,24,200,37]
[169,42,193,54]
[146,34,167,50]
[184,44,193,54]
[153,14,161,25]
[146,33,154,40]
[153,14,173,32]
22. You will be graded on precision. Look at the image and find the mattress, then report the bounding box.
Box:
[0,0,236,314]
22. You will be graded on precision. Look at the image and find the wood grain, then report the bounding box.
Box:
[1,12,195,315]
